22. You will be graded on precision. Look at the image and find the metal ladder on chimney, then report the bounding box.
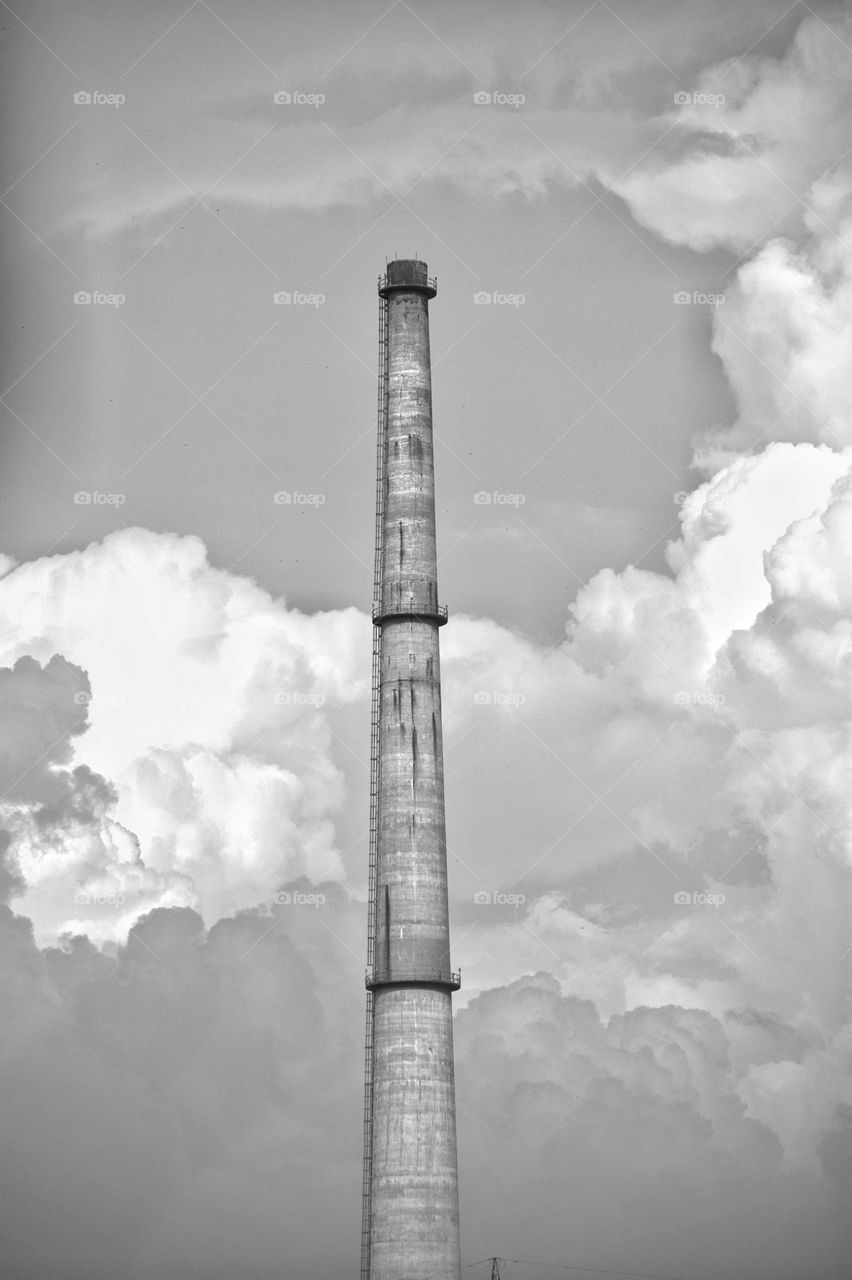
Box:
[361,287,388,1280]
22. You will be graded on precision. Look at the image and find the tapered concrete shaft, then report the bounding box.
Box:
[368,260,461,1280]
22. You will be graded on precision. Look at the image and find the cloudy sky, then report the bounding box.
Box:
[1,1,851,1276]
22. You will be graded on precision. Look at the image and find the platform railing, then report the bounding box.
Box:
[366,967,462,991]
[371,600,447,626]
[377,272,438,294]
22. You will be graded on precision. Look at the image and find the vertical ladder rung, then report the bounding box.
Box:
[362,288,388,1280]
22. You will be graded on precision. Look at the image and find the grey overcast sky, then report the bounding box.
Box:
[1,1,851,1277]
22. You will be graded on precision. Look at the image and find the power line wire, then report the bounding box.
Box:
[463,1257,688,1280]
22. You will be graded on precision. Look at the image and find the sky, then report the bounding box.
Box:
[0,1,851,1277]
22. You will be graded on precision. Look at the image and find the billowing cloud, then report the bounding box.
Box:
[0,653,91,807]
[0,650,198,942]
[610,12,852,253]
[0,896,364,1280]
[696,203,852,465]
[456,974,849,1280]
[0,530,367,939]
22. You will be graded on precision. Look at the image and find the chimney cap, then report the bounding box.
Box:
[378,258,437,298]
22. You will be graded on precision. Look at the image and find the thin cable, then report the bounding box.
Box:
[462,1258,687,1280]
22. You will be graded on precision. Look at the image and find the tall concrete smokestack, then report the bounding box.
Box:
[361,259,461,1280]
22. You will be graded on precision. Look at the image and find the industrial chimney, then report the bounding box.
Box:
[361,259,461,1280]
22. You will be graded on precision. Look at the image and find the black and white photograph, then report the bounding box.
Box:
[1,2,850,1277]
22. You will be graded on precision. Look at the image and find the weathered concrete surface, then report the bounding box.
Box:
[379,273,440,621]
[370,985,459,1279]
[369,260,461,1280]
